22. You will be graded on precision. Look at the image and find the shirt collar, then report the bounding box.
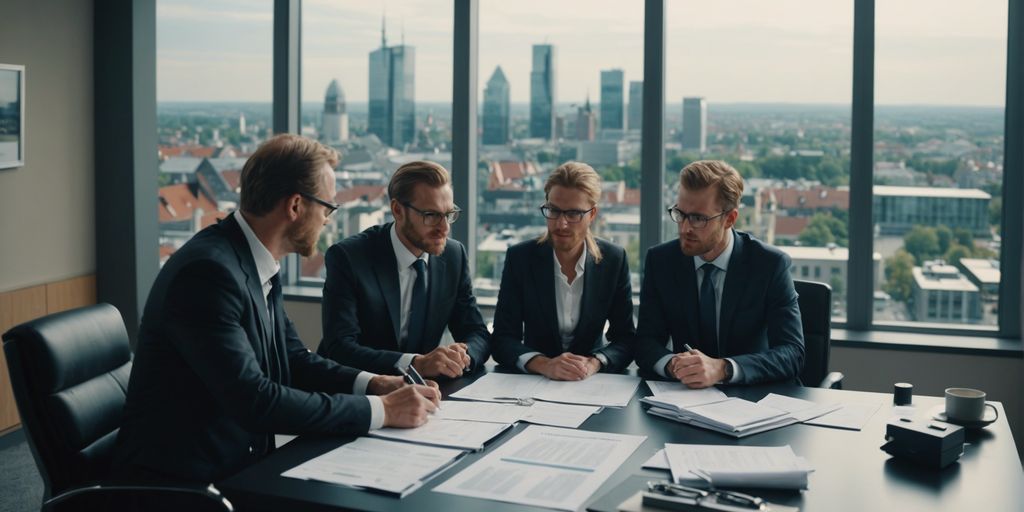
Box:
[693,228,734,273]
[552,243,588,276]
[390,222,429,269]
[234,211,281,287]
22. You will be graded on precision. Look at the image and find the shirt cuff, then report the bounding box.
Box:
[725,358,742,383]
[396,353,417,371]
[655,354,674,378]
[366,396,385,430]
[353,371,375,395]
[518,351,542,372]
[593,352,609,369]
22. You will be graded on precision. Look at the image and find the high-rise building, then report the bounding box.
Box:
[368,19,415,148]
[238,113,246,135]
[530,44,555,140]
[482,66,510,145]
[600,69,624,131]
[576,95,596,142]
[682,97,707,153]
[628,81,643,132]
[321,79,349,143]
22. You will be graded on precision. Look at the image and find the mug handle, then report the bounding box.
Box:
[985,403,999,421]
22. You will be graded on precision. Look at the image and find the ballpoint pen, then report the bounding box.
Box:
[683,343,695,354]
[402,363,427,386]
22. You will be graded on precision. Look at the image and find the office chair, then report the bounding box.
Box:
[794,280,844,389]
[2,303,233,511]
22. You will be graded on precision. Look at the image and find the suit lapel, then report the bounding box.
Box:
[718,231,746,354]
[374,226,402,345]
[533,241,560,352]
[223,214,274,365]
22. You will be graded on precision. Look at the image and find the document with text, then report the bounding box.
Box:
[433,425,646,511]
[450,373,641,408]
[437,400,601,429]
[370,417,512,451]
[665,443,812,490]
[282,437,465,497]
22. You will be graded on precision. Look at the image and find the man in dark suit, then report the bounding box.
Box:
[319,160,490,378]
[634,160,804,387]
[491,161,634,379]
[114,135,439,486]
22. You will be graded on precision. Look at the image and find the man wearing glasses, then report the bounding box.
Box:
[319,160,490,378]
[633,160,804,387]
[490,161,635,380]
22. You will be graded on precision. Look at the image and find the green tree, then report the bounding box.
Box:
[798,213,848,247]
[944,244,972,266]
[883,249,915,302]
[830,274,845,299]
[935,225,954,254]
[903,226,940,264]
[953,228,973,249]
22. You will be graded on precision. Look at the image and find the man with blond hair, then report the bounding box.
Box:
[319,160,490,378]
[634,160,804,387]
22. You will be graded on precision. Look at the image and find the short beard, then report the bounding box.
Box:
[401,216,446,256]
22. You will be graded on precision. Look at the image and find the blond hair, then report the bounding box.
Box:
[538,161,604,263]
[679,160,744,212]
[239,134,339,215]
[388,160,450,204]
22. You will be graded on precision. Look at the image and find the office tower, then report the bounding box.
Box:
[576,95,596,142]
[682,97,707,153]
[368,19,415,148]
[482,66,510,145]
[321,79,349,143]
[600,69,624,131]
[530,44,556,139]
[238,113,246,135]
[628,81,643,132]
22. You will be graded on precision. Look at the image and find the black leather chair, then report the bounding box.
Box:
[2,303,232,511]
[794,280,844,389]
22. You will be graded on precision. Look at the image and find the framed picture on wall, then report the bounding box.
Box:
[0,63,25,170]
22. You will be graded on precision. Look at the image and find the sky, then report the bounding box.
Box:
[156,0,1008,107]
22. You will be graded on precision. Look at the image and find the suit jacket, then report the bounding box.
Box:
[633,230,805,384]
[318,223,490,375]
[491,238,635,372]
[113,214,372,484]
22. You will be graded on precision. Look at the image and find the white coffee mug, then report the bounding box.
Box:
[944,387,998,422]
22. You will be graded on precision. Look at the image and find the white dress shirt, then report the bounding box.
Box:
[237,212,384,429]
[655,231,742,383]
[518,245,607,371]
[390,224,431,370]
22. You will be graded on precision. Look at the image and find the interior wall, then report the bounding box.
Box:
[0,0,95,293]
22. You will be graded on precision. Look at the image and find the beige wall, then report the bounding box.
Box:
[0,0,94,293]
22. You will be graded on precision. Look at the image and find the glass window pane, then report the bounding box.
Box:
[156,0,273,266]
[298,1,453,282]
[666,1,853,321]
[873,0,1005,329]
[476,1,645,322]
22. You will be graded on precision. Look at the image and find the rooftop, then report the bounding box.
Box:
[873,185,991,200]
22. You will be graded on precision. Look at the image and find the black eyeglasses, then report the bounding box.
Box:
[299,192,340,217]
[401,201,461,226]
[666,206,727,229]
[540,205,595,223]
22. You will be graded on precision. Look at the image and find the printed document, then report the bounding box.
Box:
[434,425,646,511]
[282,437,464,497]
[437,400,600,428]
[450,373,641,407]
[370,417,512,451]
[664,444,812,490]
[757,393,842,422]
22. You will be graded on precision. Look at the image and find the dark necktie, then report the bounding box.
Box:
[699,263,719,357]
[405,259,428,353]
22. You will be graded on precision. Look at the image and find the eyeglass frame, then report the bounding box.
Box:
[400,201,462,226]
[666,205,729,229]
[539,204,596,223]
[298,191,340,217]
[646,481,765,510]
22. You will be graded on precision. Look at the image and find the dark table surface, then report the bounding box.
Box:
[219,370,1024,512]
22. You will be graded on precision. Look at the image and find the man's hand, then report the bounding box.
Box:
[666,349,728,389]
[380,384,440,428]
[413,344,469,378]
[526,353,595,381]
[367,374,439,396]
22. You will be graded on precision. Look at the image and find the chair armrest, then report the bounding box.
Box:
[819,371,845,390]
[43,483,233,512]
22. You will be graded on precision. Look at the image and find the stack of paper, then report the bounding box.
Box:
[646,397,797,437]
[757,393,841,422]
[282,437,465,497]
[370,418,512,451]
[450,373,641,408]
[434,425,646,511]
[641,381,729,410]
[665,444,812,490]
[435,400,600,428]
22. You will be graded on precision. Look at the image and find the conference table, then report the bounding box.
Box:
[219,369,1024,511]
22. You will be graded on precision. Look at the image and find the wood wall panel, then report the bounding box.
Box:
[0,275,97,433]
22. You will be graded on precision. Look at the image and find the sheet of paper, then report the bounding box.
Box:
[436,400,600,428]
[645,381,728,405]
[682,398,788,430]
[450,372,641,407]
[665,444,811,490]
[370,418,512,451]
[642,449,670,470]
[757,393,842,422]
[804,402,881,431]
[434,425,646,511]
[282,437,464,496]
[448,373,545,403]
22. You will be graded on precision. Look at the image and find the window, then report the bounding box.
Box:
[874,0,1006,329]
[476,0,644,318]
[666,1,853,320]
[155,0,273,266]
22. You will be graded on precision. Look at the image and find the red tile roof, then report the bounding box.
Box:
[221,170,241,191]
[774,216,810,237]
[159,145,218,159]
[488,161,539,190]
[762,187,849,210]
[158,183,220,223]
